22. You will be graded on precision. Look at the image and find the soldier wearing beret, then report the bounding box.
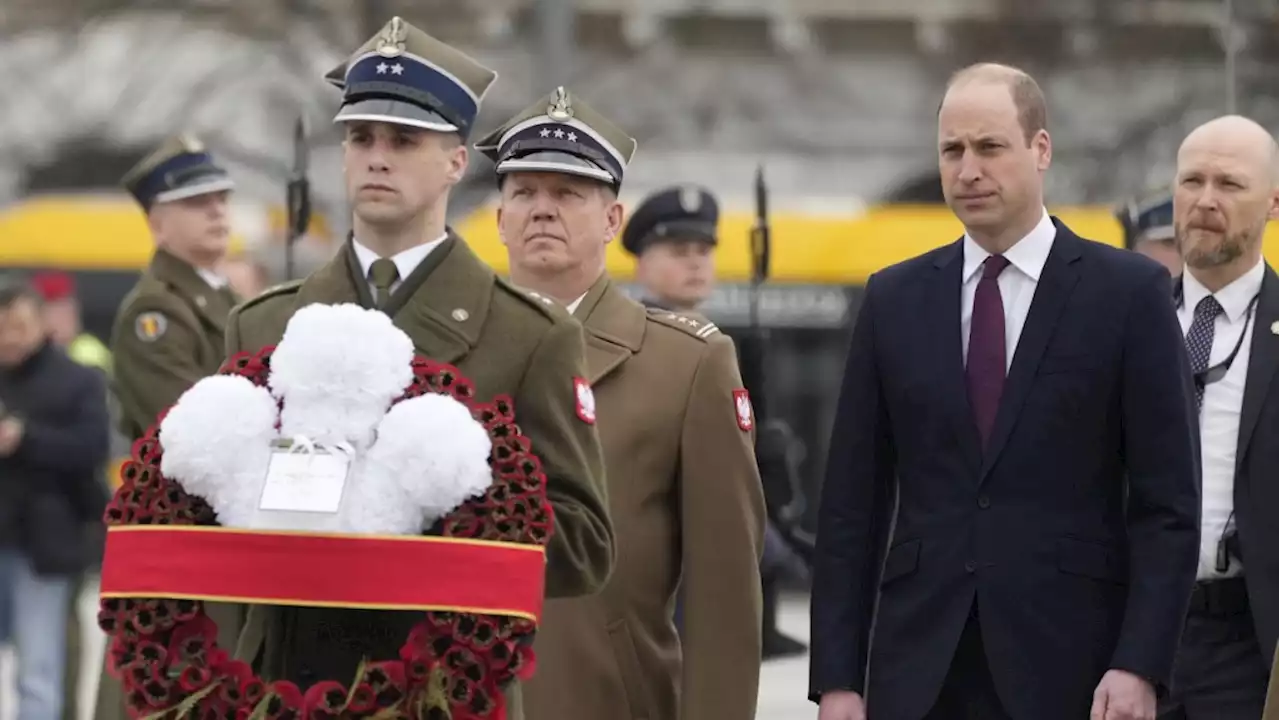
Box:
[96,134,242,720]
[223,19,613,720]
[624,185,812,661]
[477,86,765,720]
[1117,190,1183,278]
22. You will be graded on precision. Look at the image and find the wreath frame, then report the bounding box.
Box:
[98,346,555,720]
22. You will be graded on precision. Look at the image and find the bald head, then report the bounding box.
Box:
[1173,114,1279,282]
[1179,114,1278,187]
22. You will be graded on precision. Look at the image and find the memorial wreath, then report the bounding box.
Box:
[97,304,556,720]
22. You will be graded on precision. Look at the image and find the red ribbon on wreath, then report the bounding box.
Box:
[98,348,556,720]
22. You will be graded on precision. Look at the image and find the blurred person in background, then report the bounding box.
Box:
[1118,191,1183,278]
[29,271,111,373]
[0,279,109,720]
[1157,115,1278,720]
[484,89,764,720]
[809,62,1199,720]
[623,184,811,660]
[98,134,239,720]
[28,270,116,720]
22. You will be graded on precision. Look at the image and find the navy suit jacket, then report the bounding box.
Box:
[1233,266,1278,662]
[809,221,1201,720]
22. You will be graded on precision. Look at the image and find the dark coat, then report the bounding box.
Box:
[809,221,1201,720]
[0,342,109,576]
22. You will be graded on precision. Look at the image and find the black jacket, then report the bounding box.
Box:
[0,341,110,576]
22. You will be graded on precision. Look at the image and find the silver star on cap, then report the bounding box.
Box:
[376,62,389,74]
[566,132,578,141]
[391,63,404,75]
[539,128,551,137]
[553,128,565,139]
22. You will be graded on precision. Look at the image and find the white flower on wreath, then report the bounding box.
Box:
[157,303,493,535]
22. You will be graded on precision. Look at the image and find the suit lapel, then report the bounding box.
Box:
[930,241,983,475]
[300,235,485,365]
[980,225,1083,480]
[1235,265,1278,475]
[394,235,492,365]
[576,276,644,385]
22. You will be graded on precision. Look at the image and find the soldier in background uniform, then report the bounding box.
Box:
[1117,190,1183,278]
[97,135,240,720]
[110,135,239,439]
[223,19,612,720]
[479,88,765,720]
[623,185,811,660]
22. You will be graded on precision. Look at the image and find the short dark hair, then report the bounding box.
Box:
[0,279,42,310]
[942,63,1048,146]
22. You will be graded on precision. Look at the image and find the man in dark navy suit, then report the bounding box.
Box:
[808,62,1201,720]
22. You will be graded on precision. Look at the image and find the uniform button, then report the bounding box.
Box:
[964,560,978,573]
[977,496,991,509]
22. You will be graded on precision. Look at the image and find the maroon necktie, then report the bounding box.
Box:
[966,255,1011,447]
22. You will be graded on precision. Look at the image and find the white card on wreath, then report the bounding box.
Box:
[258,441,351,514]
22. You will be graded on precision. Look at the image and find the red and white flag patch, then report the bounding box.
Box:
[732,388,753,432]
[574,377,596,425]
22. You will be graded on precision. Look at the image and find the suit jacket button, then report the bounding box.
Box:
[977,496,991,509]
[964,560,977,573]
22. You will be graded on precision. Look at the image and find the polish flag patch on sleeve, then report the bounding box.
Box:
[574,377,596,425]
[733,388,753,432]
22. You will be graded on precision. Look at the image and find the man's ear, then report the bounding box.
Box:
[448,144,469,185]
[606,199,624,243]
[495,204,508,247]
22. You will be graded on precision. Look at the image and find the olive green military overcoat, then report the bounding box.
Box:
[97,248,242,720]
[522,276,766,720]
[223,234,613,720]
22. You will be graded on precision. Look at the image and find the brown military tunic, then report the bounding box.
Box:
[522,276,765,720]
[110,248,236,439]
[224,235,613,720]
[98,248,240,718]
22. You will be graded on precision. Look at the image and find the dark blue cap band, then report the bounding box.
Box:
[342,54,478,133]
[497,122,623,182]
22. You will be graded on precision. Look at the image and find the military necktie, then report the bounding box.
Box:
[966,254,1010,448]
[369,258,400,309]
[1184,295,1222,411]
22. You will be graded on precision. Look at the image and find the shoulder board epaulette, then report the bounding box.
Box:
[645,307,720,341]
[496,277,572,321]
[235,279,303,314]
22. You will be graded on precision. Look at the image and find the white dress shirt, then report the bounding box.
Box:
[196,268,228,290]
[961,209,1056,369]
[1178,259,1264,580]
[351,233,448,298]
[566,292,588,314]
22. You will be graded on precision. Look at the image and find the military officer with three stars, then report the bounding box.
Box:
[477,86,765,720]
[222,18,614,720]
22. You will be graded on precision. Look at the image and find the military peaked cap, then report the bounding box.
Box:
[325,16,498,139]
[621,185,719,256]
[121,134,234,210]
[474,86,637,188]
[1116,190,1174,249]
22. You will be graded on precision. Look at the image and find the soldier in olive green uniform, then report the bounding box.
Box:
[223,18,613,720]
[478,88,765,720]
[96,135,241,720]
